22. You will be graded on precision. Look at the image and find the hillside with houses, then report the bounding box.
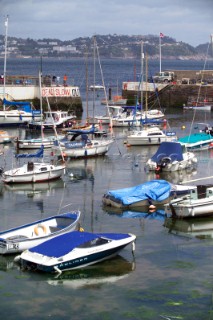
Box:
[0,33,212,60]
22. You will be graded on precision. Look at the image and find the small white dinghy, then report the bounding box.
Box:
[0,211,81,255]
[16,231,136,274]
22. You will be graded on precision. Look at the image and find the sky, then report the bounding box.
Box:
[0,0,213,47]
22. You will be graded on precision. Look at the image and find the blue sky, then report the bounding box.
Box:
[1,0,212,46]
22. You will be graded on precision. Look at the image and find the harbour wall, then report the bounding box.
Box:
[0,82,83,116]
[122,83,213,108]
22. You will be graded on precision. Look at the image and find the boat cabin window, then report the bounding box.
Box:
[27,162,34,171]
[40,167,48,172]
[78,237,110,248]
[148,133,162,136]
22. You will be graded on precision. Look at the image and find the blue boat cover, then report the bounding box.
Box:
[151,142,184,162]
[3,98,41,115]
[15,145,44,158]
[106,180,171,205]
[67,124,96,135]
[29,231,131,258]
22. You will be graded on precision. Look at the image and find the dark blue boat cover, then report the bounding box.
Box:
[151,142,184,162]
[15,145,44,158]
[29,231,131,258]
[106,180,171,205]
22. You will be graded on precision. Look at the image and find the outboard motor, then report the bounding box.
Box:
[0,167,4,176]
[155,157,171,173]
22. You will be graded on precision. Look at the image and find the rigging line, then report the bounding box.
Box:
[188,41,211,138]
[96,38,122,156]
[45,97,65,163]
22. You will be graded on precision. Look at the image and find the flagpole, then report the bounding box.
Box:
[159,34,162,73]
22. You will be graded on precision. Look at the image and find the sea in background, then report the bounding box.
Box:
[0,58,213,320]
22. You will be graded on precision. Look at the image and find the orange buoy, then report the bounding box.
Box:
[149,204,156,212]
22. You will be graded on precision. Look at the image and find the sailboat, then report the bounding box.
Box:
[1,144,65,184]
[0,16,42,126]
[15,72,63,149]
[1,76,66,184]
[127,49,176,145]
[51,36,114,159]
[111,48,164,128]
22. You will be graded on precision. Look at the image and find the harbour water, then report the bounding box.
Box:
[0,58,213,319]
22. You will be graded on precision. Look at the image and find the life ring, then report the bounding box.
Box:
[55,115,59,122]
[34,224,47,236]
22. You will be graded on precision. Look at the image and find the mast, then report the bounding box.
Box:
[92,35,96,122]
[38,70,44,143]
[85,47,89,120]
[3,15,9,110]
[145,53,148,118]
[140,41,144,115]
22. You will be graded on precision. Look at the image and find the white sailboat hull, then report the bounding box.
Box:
[0,111,41,126]
[2,162,65,183]
[53,139,114,158]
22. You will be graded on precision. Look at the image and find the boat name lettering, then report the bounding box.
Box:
[166,132,176,136]
[8,243,19,250]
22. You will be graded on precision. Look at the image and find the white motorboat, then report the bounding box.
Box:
[0,211,81,255]
[89,85,104,91]
[0,130,12,143]
[29,110,76,130]
[16,230,136,274]
[145,141,197,172]
[126,126,177,145]
[164,185,213,218]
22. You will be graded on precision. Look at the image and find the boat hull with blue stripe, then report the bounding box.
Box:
[18,231,136,274]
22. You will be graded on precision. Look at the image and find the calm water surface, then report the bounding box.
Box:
[0,59,213,319]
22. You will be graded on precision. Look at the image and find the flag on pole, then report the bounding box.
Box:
[160,33,164,38]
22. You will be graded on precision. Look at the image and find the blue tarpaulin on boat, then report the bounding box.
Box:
[151,142,184,162]
[3,98,38,114]
[105,180,171,205]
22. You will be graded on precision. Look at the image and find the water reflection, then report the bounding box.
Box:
[3,179,65,197]
[65,161,94,182]
[104,207,166,221]
[0,254,20,272]
[47,256,135,288]
[146,168,197,184]
[164,216,213,239]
